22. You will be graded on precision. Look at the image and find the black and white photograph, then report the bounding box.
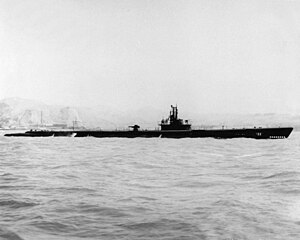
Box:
[0,0,300,239]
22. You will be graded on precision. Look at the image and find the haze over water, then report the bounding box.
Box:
[1,132,300,239]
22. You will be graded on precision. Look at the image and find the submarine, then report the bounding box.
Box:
[4,105,293,139]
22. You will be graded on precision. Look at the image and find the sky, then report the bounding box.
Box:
[0,0,300,114]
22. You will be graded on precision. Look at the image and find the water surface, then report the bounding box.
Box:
[1,132,300,239]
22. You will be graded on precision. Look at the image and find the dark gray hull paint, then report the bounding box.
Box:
[4,127,293,139]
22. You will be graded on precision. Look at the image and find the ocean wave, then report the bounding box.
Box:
[263,171,300,179]
[42,186,97,194]
[30,220,77,234]
[0,226,24,240]
[0,199,38,209]
[118,218,207,239]
[76,204,130,218]
[174,180,220,189]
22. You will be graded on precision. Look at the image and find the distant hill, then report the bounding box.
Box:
[0,98,299,130]
[0,98,115,129]
[0,98,164,130]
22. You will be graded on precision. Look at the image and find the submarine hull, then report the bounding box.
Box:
[4,127,293,139]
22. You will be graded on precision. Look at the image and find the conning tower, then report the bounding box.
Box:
[160,105,191,131]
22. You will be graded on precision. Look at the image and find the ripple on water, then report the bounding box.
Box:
[0,199,39,209]
[77,204,130,218]
[0,226,24,240]
[118,218,208,239]
[263,171,300,179]
[30,220,78,234]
